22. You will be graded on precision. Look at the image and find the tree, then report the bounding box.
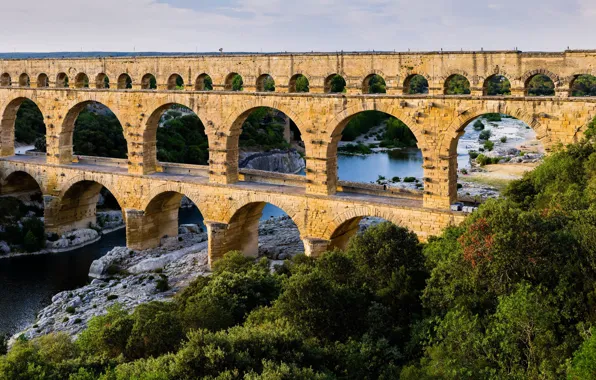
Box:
[445,75,471,95]
[527,74,555,96]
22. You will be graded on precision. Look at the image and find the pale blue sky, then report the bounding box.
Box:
[1,0,594,52]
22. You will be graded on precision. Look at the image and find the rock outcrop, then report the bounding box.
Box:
[239,150,305,174]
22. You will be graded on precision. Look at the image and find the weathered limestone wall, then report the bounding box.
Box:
[1,50,595,95]
[1,88,592,209]
[0,159,466,264]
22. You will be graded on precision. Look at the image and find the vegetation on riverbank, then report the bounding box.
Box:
[5,133,596,378]
[0,196,45,254]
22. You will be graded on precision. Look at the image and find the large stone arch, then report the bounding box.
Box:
[219,194,306,258]
[57,100,127,165]
[48,175,125,234]
[0,96,45,157]
[139,182,202,213]
[57,173,125,209]
[0,168,45,195]
[323,206,405,250]
[521,69,561,90]
[141,100,211,173]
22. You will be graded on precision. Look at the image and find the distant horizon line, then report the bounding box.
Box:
[1,49,595,59]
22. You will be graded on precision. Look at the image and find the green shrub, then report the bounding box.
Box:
[473,120,485,130]
[500,136,507,143]
[479,129,492,141]
[484,140,495,151]
[107,295,118,301]
[469,150,479,159]
[403,177,416,183]
[66,306,76,314]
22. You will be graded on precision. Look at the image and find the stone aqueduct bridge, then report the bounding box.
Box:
[0,50,595,265]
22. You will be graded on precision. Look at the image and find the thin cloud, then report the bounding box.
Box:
[0,0,593,52]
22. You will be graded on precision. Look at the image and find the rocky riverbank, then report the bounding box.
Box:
[10,216,303,343]
[0,210,124,259]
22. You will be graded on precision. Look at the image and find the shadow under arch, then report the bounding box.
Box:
[0,96,45,157]
[223,199,304,258]
[326,211,402,251]
[50,179,124,234]
[0,170,43,196]
[139,190,205,249]
[142,101,210,173]
[58,100,126,164]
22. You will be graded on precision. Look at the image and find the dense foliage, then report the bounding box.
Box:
[571,74,596,97]
[328,74,346,93]
[0,196,45,253]
[72,109,127,159]
[239,107,292,151]
[367,75,386,94]
[14,100,45,145]
[341,111,417,148]
[445,74,471,95]
[527,74,555,96]
[407,75,429,94]
[157,112,209,165]
[485,75,511,95]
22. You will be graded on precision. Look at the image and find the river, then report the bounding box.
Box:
[0,204,285,337]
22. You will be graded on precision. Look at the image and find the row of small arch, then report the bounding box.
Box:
[0,70,593,96]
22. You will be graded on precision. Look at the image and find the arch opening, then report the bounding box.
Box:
[1,73,11,87]
[453,113,545,203]
[525,74,555,96]
[224,202,304,260]
[59,102,127,163]
[225,73,243,91]
[74,73,89,88]
[404,74,429,94]
[234,107,305,177]
[484,75,511,96]
[325,74,346,93]
[147,104,210,167]
[570,74,596,97]
[363,74,386,94]
[289,74,309,93]
[329,217,395,252]
[37,74,49,88]
[167,74,184,90]
[195,73,213,91]
[141,191,205,249]
[118,74,132,89]
[96,73,110,89]
[0,171,45,254]
[334,111,421,192]
[444,74,471,95]
[2,98,46,157]
[56,73,69,88]
[18,73,30,87]
[256,74,275,92]
[52,180,123,236]
[141,74,157,90]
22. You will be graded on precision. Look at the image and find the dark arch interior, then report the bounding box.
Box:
[118,74,132,89]
[37,74,49,88]
[56,73,69,88]
[142,74,157,90]
[226,202,304,260]
[571,74,596,97]
[144,191,205,247]
[168,74,184,90]
[18,74,30,87]
[289,74,309,93]
[154,104,209,165]
[236,107,305,176]
[195,74,213,91]
[336,111,420,188]
[226,73,243,91]
[1,73,11,87]
[96,73,109,89]
[526,74,555,96]
[444,74,471,95]
[484,75,511,96]
[256,74,275,92]
[70,102,127,159]
[75,73,89,88]
[325,74,346,93]
[404,75,429,94]
[364,74,386,94]
[12,99,46,153]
